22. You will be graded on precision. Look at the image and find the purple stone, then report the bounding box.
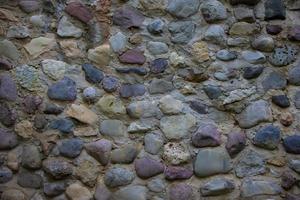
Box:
[0,73,17,102]
[119,49,146,65]
[47,77,77,101]
[0,128,18,150]
[19,0,41,13]
[113,6,145,29]
[119,84,146,98]
[23,95,43,114]
[169,183,193,200]
[102,76,119,93]
[164,166,193,181]
[191,124,222,147]
[0,103,17,127]
[266,24,283,35]
[65,2,93,24]
[225,132,246,158]
[288,26,300,41]
[281,171,297,190]
[150,58,168,74]
[283,135,300,154]
[85,139,112,166]
[135,156,165,179]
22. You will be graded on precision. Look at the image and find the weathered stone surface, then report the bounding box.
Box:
[97,95,126,116]
[0,39,20,61]
[216,49,237,61]
[289,159,300,173]
[135,156,165,179]
[19,0,41,13]
[66,104,98,124]
[82,63,104,84]
[168,183,193,200]
[235,150,266,178]
[24,37,56,58]
[160,114,196,140]
[0,167,13,183]
[7,25,29,38]
[265,0,286,20]
[241,179,281,197]
[236,100,272,128]
[283,135,300,154]
[252,35,275,52]
[253,125,281,150]
[65,183,92,200]
[150,58,168,74]
[1,189,27,200]
[44,182,67,197]
[242,51,266,64]
[288,26,300,41]
[16,65,41,91]
[159,95,183,114]
[192,124,221,147]
[163,142,190,165]
[194,148,232,177]
[112,185,148,200]
[164,166,193,180]
[58,138,84,158]
[65,2,93,23]
[201,0,227,23]
[266,24,283,35]
[147,19,165,34]
[229,0,260,5]
[281,171,297,190]
[0,103,17,126]
[22,144,42,169]
[85,139,111,166]
[168,21,196,44]
[0,73,17,101]
[226,132,246,157]
[104,167,135,188]
[229,22,258,35]
[23,95,42,114]
[166,0,200,18]
[0,128,18,150]
[120,84,146,98]
[49,118,74,134]
[149,78,173,94]
[272,95,290,108]
[113,6,145,28]
[100,120,126,137]
[269,46,298,67]
[111,144,138,164]
[261,71,287,91]
[204,25,226,45]
[41,59,68,81]
[234,6,255,22]
[57,16,83,38]
[200,178,235,196]
[17,172,42,189]
[147,41,168,55]
[109,32,127,53]
[47,77,77,101]
[203,85,222,99]
[243,66,264,79]
[119,49,146,65]
[0,57,13,70]
[88,44,112,67]
[144,133,164,155]
[42,158,73,179]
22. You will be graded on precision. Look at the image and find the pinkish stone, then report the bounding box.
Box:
[164,166,193,181]
[191,124,222,147]
[85,139,112,166]
[169,183,194,200]
[135,156,165,179]
[65,2,93,24]
[113,6,145,29]
[119,49,146,65]
[225,132,246,158]
[0,73,17,102]
[266,24,283,35]
[288,26,300,41]
[23,95,43,114]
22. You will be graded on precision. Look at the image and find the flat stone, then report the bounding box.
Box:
[74,156,100,187]
[24,37,56,58]
[242,50,266,64]
[116,67,147,76]
[144,133,164,155]
[241,179,281,198]
[243,66,264,79]
[0,103,17,127]
[149,78,174,94]
[164,166,193,180]
[57,16,83,38]
[16,65,41,91]
[252,35,275,52]
[223,87,256,105]
[0,39,20,61]
[58,138,84,158]
[150,58,168,74]
[49,118,74,134]
[44,182,67,197]
[266,24,283,35]
[119,84,146,98]
[204,25,226,45]
[265,0,286,20]
[201,178,235,196]
[17,172,42,189]
[168,20,196,44]
[113,6,145,28]
[216,49,237,61]
[102,76,119,92]
[269,46,298,67]
[288,26,300,41]
[147,178,165,192]
[147,19,164,34]
[159,95,183,114]
[253,124,281,150]
[261,71,287,91]
[104,167,135,188]
[288,65,300,85]
[226,132,246,158]
[7,25,30,38]
[168,183,193,200]
[41,59,68,80]
[0,128,18,150]
[47,77,77,101]
[65,183,92,200]
[66,104,98,124]
[234,6,255,22]
[235,150,266,178]
[0,73,17,101]
[201,0,227,23]
[44,103,64,115]
[189,101,208,114]
[19,0,41,13]
[283,135,300,154]
[147,41,168,55]
[272,95,290,108]
[85,139,111,166]
[111,144,138,164]
[96,95,126,116]
[203,85,222,99]
[160,114,196,140]
[227,37,249,47]
[0,167,13,183]
[135,156,165,179]
[82,63,104,84]
[192,124,222,148]
[1,189,27,200]
[289,159,300,173]
[229,0,260,5]
[109,32,127,53]
[236,100,272,128]
[194,148,232,177]
[119,49,146,65]
[128,121,152,133]
[112,185,148,200]
[178,67,209,82]
[59,40,83,58]
[22,144,41,169]
[229,22,258,35]
[166,0,200,18]
[163,142,190,165]
[65,2,93,23]
[100,120,126,137]
[42,158,73,179]
[88,44,112,67]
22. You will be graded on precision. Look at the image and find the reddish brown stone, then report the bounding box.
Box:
[266,24,283,35]
[113,6,145,29]
[65,2,93,24]
[288,26,300,41]
[119,49,146,64]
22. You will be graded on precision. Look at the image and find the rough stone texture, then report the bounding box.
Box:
[135,156,165,179]
[253,124,281,150]
[166,0,200,18]
[200,178,235,196]
[226,132,246,158]
[241,179,282,197]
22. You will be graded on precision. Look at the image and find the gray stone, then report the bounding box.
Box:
[192,124,221,147]
[294,91,300,109]
[83,87,97,102]
[85,139,112,166]
[252,35,275,52]
[269,46,298,67]
[128,121,152,133]
[44,182,67,197]
[104,167,135,188]
[1,188,27,200]
[288,65,300,86]
[109,32,127,53]
[168,183,194,200]
[168,21,196,44]
[0,73,17,101]
[159,95,183,114]
[17,172,42,189]
[147,178,165,192]
[102,76,119,93]
[241,179,281,198]
[111,144,138,164]
[0,39,20,61]
[7,25,30,38]
[227,37,249,47]
[194,148,232,177]
[22,144,42,169]
[144,133,164,155]
[0,128,18,150]
[149,78,174,94]
[201,0,227,23]
[16,65,41,91]
[203,85,222,99]
[0,103,17,126]
[204,25,226,45]
[119,83,146,98]
[229,0,260,5]
[147,19,164,34]
[57,16,83,38]
[127,100,161,119]
[289,159,300,174]
[112,185,148,200]
[265,0,286,20]
[253,124,281,150]
[95,184,111,200]
[216,49,237,61]
[42,158,73,179]
[261,71,287,91]
[58,138,83,158]
[135,156,165,179]
[47,77,77,101]
[41,59,68,80]
[242,50,266,64]
[160,114,196,140]
[234,6,255,22]
[235,150,266,178]
[147,41,168,55]
[236,100,272,128]
[166,0,200,18]
[226,132,246,158]
[100,120,126,137]
[201,178,235,196]
[49,118,74,134]
[0,167,13,183]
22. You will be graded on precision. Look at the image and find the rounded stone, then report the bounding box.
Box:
[269,46,298,67]
[0,167,13,183]
[168,183,193,200]
[164,166,193,181]
[17,172,42,189]
[147,19,164,34]
[113,6,145,29]
[135,156,165,179]
[49,118,74,134]
[201,0,227,23]
[119,84,146,98]
[283,135,300,154]
[42,158,73,179]
[82,63,104,84]
[272,95,290,108]
[85,139,112,166]
[112,185,148,200]
[163,142,191,165]
[253,125,281,150]
[147,41,168,55]
[266,24,283,35]
[43,182,67,197]
[168,20,196,44]
[0,103,17,127]
[22,95,43,114]
[243,66,264,79]
[200,178,235,196]
[288,65,300,86]
[111,144,138,164]
[150,58,168,74]
[242,50,266,64]
[166,0,200,18]
[216,49,237,61]
[144,133,164,155]
[192,124,222,147]
[102,76,119,92]
[0,128,18,150]
[225,132,246,158]
[65,183,92,200]
[21,144,42,169]
[0,73,18,101]
[1,189,27,200]
[47,77,77,101]
[58,138,84,158]
[252,35,275,52]
[104,167,135,188]
[83,87,97,102]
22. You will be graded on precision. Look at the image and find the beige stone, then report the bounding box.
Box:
[96,95,126,117]
[169,52,185,67]
[229,22,258,35]
[24,37,56,58]
[66,104,98,125]
[59,40,83,58]
[66,183,92,200]
[74,126,98,137]
[163,142,190,165]
[159,95,183,114]
[87,44,112,67]
[191,41,210,63]
[15,120,35,139]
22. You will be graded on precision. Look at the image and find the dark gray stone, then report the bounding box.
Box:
[265,0,286,20]
[201,0,227,23]
[119,84,146,98]
[22,144,42,169]
[168,21,196,44]
[294,91,300,109]
[0,103,17,127]
[0,167,13,183]
[226,132,246,158]
[58,138,83,158]
[150,58,168,74]
[203,85,222,100]
[49,118,74,134]
[201,178,235,196]
[189,101,208,114]
[17,172,42,189]
[42,158,73,179]
[147,19,164,34]
[43,103,64,115]
[229,0,260,5]
[272,95,290,108]
[148,78,174,94]
[44,182,67,197]
[283,135,300,154]
[166,0,200,18]
[102,76,119,92]
[82,63,104,84]
[243,66,264,79]
[0,73,17,101]
[47,77,77,101]
[262,71,286,91]
[104,167,135,188]
[0,128,18,150]
[135,156,165,179]
[216,50,237,61]
[253,124,281,150]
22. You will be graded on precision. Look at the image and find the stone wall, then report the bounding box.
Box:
[0,0,300,199]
